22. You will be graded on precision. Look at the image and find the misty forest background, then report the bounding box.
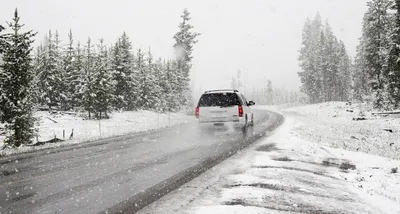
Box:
[299,0,400,110]
[2,0,400,146]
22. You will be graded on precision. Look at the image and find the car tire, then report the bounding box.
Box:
[242,116,248,134]
[250,114,254,126]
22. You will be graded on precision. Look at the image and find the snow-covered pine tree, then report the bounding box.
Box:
[0,9,36,146]
[353,39,369,101]
[152,58,165,112]
[386,0,400,108]
[111,39,124,110]
[166,60,181,111]
[0,24,5,54]
[36,33,51,107]
[315,31,325,102]
[81,37,96,119]
[337,41,352,101]
[92,39,114,119]
[298,14,323,103]
[31,44,44,106]
[159,60,174,112]
[72,42,84,108]
[310,14,324,102]
[110,39,124,109]
[63,29,76,110]
[173,8,200,109]
[298,17,311,102]
[143,48,161,110]
[322,22,340,101]
[135,48,146,109]
[299,14,352,103]
[362,0,393,108]
[38,30,65,110]
[53,30,69,110]
[111,32,137,110]
[0,24,5,122]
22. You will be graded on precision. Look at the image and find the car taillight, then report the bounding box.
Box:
[238,105,243,117]
[195,107,199,118]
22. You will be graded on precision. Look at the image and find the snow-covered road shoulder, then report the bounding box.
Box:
[139,106,400,214]
[0,110,193,156]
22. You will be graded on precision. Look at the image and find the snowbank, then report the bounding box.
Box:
[283,102,400,160]
[0,110,193,156]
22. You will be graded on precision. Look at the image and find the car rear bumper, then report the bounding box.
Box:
[198,118,246,129]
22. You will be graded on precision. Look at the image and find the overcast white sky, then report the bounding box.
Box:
[1,0,368,97]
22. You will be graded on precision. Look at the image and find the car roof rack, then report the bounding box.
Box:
[204,89,239,93]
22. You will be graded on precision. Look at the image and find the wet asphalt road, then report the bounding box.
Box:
[0,109,283,214]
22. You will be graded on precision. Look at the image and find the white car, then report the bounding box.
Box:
[195,89,255,131]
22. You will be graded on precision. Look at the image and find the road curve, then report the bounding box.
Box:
[0,109,283,214]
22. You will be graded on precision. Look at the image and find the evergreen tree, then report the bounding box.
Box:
[31,44,44,106]
[316,31,325,102]
[0,24,5,54]
[0,9,36,146]
[81,38,96,119]
[298,13,352,104]
[173,8,200,109]
[337,41,352,101]
[152,58,166,111]
[110,39,123,109]
[361,0,393,108]
[37,30,65,110]
[142,48,161,110]
[298,14,324,103]
[92,39,114,118]
[165,60,180,111]
[111,32,137,110]
[0,25,5,121]
[63,29,76,110]
[135,48,146,108]
[53,30,68,110]
[387,0,400,108]
[353,39,369,101]
[322,22,340,101]
[72,42,84,108]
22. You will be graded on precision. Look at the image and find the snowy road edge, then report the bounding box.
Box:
[0,123,188,162]
[101,111,285,214]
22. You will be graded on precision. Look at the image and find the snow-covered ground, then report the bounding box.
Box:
[0,110,193,156]
[139,103,400,214]
[281,102,400,160]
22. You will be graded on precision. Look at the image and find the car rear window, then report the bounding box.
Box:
[198,93,241,107]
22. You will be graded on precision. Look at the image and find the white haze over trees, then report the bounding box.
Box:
[298,13,352,104]
[0,0,368,99]
[297,0,400,110]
